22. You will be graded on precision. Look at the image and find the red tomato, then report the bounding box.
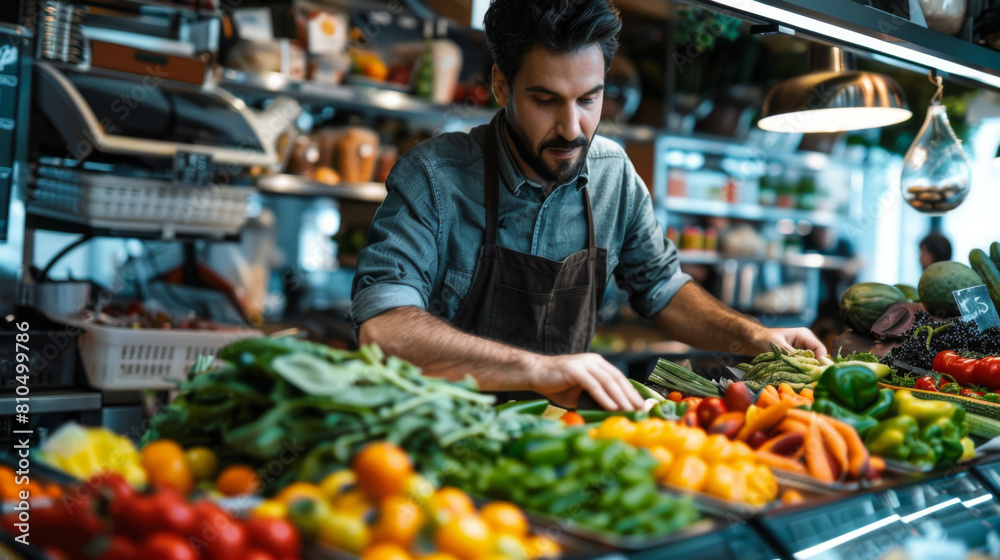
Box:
[150,490,197,536]
[244,549,277,560]
[695,397,727,429]
[974,356,1000,390]
[561,411,585,426]
[242,519,301,559]
[961,388,985,397]
[682,409,699,427]
[98,535,139,560]
[192,501,247,560]
[144,532,197,560]
[951,357,979,386]
[112,492,161,540]
[88,472,135,501]
[932,350,958,374]
[667,391,683,402]
[915,376,938,392]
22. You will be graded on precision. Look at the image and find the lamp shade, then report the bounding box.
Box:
[758,44,912,133]
[994,142,1000,168]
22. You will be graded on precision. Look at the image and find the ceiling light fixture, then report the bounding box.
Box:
[758,43,912,133]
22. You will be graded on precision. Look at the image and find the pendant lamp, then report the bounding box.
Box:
[758,43,912,133]
[994,143,1000,168]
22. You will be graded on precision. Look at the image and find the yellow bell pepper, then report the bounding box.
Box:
[665,454,709,492]
[703,464,747,503]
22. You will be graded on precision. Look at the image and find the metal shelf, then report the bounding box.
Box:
[678,251,848,269]
[219,69,496,125]
[256,174,387,203]
[25,209,242,241]
[665,198,841,226]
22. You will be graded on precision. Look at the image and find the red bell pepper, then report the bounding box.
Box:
[974,356,1000,391]
[933,350,979,386]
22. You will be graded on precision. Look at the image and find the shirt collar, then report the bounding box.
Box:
[493,109,590,196]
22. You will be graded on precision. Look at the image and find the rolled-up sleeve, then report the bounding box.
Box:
[613,161,692,318]
[351,154,440,325]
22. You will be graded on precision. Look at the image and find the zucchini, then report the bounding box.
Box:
[991,241,1000,270]
[630,379,666,403]
[880,383,1000,419]
[970,248,1000,307]
[967,413,1000,439]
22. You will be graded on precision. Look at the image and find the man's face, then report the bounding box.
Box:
[493,45,605,186]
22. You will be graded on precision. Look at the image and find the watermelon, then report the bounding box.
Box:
[918,261,983,318]
[894,284,919,302]
[840,283,908,334]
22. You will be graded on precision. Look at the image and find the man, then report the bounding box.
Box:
[919,232,952,270]
[351,0,825,411]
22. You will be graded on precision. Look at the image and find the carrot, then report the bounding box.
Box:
[869,455,886,473]
[755,450,808,474]
[765,385,780,401]
[804,416,835,483]
[757,385,781,408]
[830,418,870,479]
[799,387,814,401]
[775,418,808,435]
[737,400,793,441]
[786,408,818,425]
[778,383,797,398]
[817,418,849,479]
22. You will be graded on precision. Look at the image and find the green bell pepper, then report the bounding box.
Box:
[811,399,879,437]
[862,388,895,420]
[920,417,964,467]
[814,363,880,412]
[907,439,938,470]
[864,415,919,460]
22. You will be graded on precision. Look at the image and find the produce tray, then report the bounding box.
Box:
[771,468,862,494]
[661,484,775,516]
[523,511,723,553]
[881,458,936,475]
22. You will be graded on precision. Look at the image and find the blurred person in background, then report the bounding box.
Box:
[920,233,952,270]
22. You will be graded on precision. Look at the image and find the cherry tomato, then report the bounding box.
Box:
[97,535,139,560]
[144,532,197,560]
[695,397,727,429]
[667,391,683,402]
[192,501,247,560]
[560,411,585,426]
[242,518,302,559]
[150,489,197,536]
[915,376,938,392]
[961,388,985,397]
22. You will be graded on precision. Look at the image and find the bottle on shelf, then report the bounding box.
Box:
[414,20,435,100]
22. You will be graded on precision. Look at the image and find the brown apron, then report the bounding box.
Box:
[449,115,608,402]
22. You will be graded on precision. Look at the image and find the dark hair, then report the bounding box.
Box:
[920,233,952,263]
[483,0,621,83]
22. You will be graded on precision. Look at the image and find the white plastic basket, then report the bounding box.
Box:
[66,319,261,390]
[32,166,251,237]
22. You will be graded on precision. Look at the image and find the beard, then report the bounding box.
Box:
[504,118,591,186]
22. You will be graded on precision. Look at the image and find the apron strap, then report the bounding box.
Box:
[583,188,595,250]
[484,118,500,246]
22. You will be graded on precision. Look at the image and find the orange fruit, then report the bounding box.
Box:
[371,495,425,548]
[479,502,527,538]
[353,443,413,501]
[524,535,561,559]
[434,514,493,560]
[215,464,261,497]
[274,481,324,505]
[0,466,19,501]
[141,440,194,495]
[426,487,475,524]
[361,542,412,560]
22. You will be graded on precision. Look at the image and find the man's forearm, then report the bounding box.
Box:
[358,307,542,392]
[651,282,770,355]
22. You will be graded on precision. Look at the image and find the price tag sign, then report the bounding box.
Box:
[953,285,1000,331]
[173,151,213,187]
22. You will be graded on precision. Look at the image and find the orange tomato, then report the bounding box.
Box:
[353,443,413,501]
[426,487,475,524]
[215,464,261,497]
[479,502,527,538]
[274,482,324,505]
[371,496,424,548]
[141,440,194,495]
[560,411,584,426]
[361,542,412,560]
[434,514,493,560]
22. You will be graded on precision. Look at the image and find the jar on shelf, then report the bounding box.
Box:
[704,228,719,252]
[666,226,681,247]
[681,225,705,251]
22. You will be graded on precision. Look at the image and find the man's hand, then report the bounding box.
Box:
[527,353,644,411]
[768,327,828,359]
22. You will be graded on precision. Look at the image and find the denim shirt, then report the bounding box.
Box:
[350,111,692,327]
